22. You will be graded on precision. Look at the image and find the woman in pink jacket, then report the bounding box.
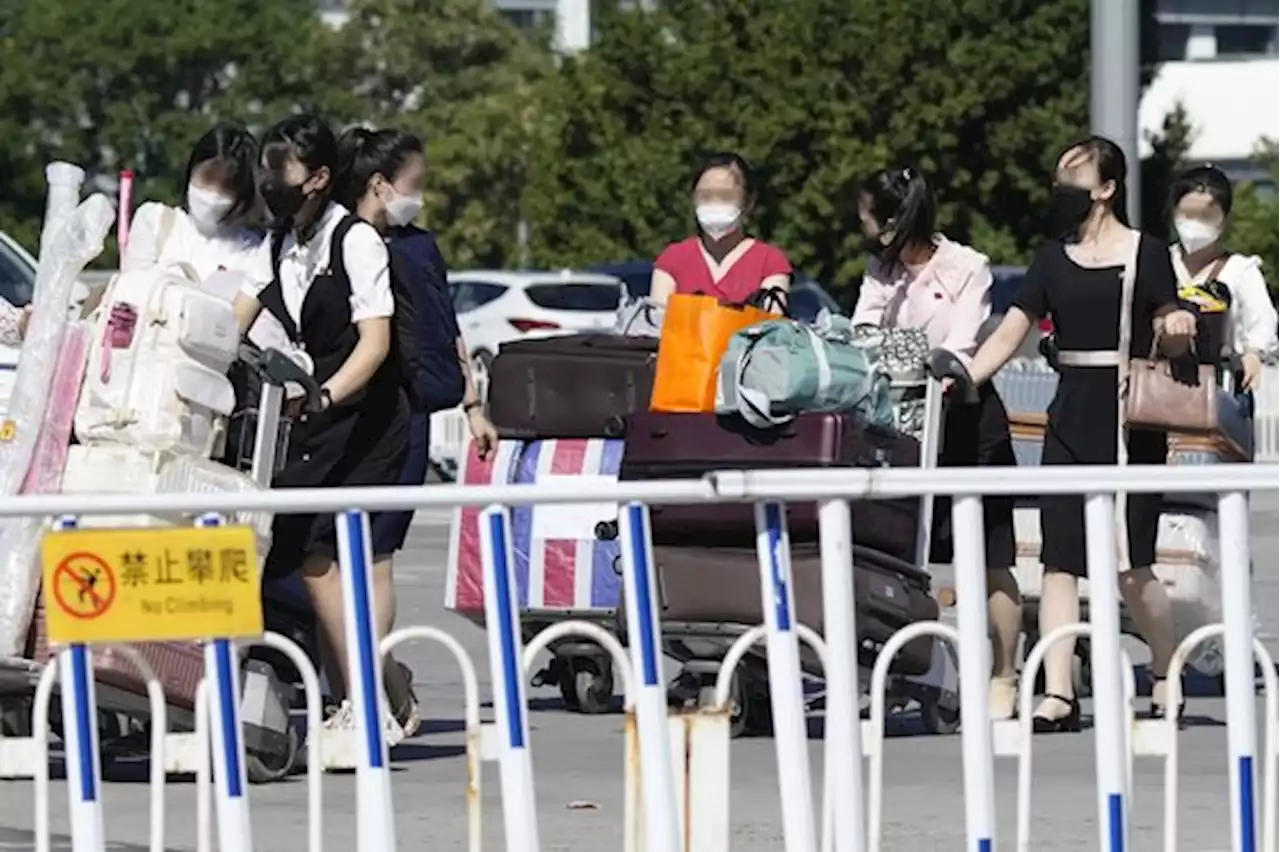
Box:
[852,167,1022,720]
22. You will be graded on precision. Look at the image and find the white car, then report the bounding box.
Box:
[0,231,106,413]
[450,269,625,388]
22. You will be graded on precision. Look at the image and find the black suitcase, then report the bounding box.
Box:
[616,411,922,563]
[648,542,938,675]
[487,334,658,439]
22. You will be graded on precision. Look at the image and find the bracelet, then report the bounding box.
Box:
[320,388,333,409]
[463,400,483,413]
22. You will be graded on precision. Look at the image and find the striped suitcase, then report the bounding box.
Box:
[446,436,624,620]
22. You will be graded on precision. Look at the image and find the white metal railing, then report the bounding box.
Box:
[0,463,1274,852]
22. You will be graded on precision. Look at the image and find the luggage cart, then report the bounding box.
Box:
[0,344,322,784]
[602,350,969,738]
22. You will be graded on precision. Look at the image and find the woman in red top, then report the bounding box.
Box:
[649,152,792,305]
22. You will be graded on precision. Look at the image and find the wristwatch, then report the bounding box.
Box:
[320,388,333,410]
[463,400,483,414]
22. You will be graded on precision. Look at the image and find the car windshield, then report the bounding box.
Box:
[0,239,35,308]
[525,282,622,312]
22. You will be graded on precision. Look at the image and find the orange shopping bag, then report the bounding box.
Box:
[649,292,772,412]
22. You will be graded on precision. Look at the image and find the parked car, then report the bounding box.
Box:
[450,269,625,387]
[586,260,842,324]
[0,232,107,413]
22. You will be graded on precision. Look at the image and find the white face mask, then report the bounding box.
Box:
[187,184,235,234]
[695,202,742,240]
[384,189,423,227]
[1174,218,1221,255]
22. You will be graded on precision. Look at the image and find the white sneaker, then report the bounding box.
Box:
[323,700,355,731]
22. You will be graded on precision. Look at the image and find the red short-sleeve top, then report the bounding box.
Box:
[654,237,792,303]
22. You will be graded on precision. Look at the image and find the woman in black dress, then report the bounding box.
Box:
[965,136,1197,730]
[233,114,411,739]
[850,167,1022,720]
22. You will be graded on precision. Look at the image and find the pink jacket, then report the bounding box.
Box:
[851,236,994,368]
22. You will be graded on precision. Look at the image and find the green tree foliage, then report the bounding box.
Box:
[1228,141,1279,294]
[0,0,334,264]
[1140,103,1195,240]
[523,0,1101,297]
[320,0,552,268]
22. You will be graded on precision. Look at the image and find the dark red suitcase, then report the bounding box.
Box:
[487,334,658,439]
[618,411,922,562]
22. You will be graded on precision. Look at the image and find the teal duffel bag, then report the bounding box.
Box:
[715,316,895,429]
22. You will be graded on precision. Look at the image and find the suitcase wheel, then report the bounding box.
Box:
[602,415,627,438]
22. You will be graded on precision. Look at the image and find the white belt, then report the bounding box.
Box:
[1056,350,1120,368]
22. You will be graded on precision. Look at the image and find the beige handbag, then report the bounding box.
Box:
[1118,232,1217,435]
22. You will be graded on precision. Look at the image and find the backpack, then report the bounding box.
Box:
[387,225,465,413]
[75,261,240,457]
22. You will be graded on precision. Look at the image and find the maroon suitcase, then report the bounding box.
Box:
[29,596,204,710]
[488,334,658,439]
[647,542,937,675]
[619,411,922,563]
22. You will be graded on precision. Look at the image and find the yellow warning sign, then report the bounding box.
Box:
[41,526,263,645]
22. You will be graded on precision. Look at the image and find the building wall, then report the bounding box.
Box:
[1154,0,1278,61]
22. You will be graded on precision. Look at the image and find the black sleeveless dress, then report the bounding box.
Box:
[1011,235,1180,576]
[257,214,410,579]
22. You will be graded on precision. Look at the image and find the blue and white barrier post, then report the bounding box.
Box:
[336,509,397,852]
[54,515,107,852]
[196,513,253,852]
[950,495,997,852]
[1085,495,1130,851]
[478,505,541,852]
[755,502,818,852]
[1218,490,1259,852]
[617,501,681,852]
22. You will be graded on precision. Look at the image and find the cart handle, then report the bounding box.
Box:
[238,342,326,414]
[926,348,979,404]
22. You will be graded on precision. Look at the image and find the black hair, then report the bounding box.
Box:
[182,123,259,227]
[261,114,339,181]
[690,152,757,204]
[1055,134,1130,226]
[1169,164,1234,217]
[334,127,425,210]
[859,166,936,264]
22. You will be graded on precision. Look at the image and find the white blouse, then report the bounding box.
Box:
[240,202,394,330]
[1171,248,1279,357]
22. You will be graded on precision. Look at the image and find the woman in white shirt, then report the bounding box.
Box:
[118,123,288,350]
[233,114,410,739]
[1168,165,1278,402]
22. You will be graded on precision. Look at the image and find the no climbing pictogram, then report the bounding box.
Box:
[51,552,117,620]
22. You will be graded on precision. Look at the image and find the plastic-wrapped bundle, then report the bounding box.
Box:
[0,191,114,655]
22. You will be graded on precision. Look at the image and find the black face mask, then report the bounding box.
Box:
[260,179,308,222]
[1049,184,1095,239]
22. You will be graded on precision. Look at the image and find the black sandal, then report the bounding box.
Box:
[1031,693,1081,733]
[1150,677,1186,722]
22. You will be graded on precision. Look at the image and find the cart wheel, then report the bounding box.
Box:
[920,693,961,735]
[246,725,299,785]
[559,657,614,715]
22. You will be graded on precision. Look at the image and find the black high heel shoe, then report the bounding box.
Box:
[1031,694,1082,733]
[1149,678,1186,722]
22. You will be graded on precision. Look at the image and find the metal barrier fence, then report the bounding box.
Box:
[0,463,1275,852]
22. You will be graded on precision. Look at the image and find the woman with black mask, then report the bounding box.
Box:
[233,114,411,743]
[964,136,1198,730]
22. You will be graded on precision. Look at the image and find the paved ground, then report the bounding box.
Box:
[0,494,1275,851]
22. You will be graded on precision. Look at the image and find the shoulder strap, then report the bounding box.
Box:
[1114,228,1142,572]
[327,215,361,284]
[154,206,178,262]
[260,229,300,343]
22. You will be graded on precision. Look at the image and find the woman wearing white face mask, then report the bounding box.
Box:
[118,123,287,348]
[649,152,792,307]
[1168,164,1278,395]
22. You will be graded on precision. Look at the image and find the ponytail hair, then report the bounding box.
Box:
[335,126,425,210]
[859,166,936,265]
